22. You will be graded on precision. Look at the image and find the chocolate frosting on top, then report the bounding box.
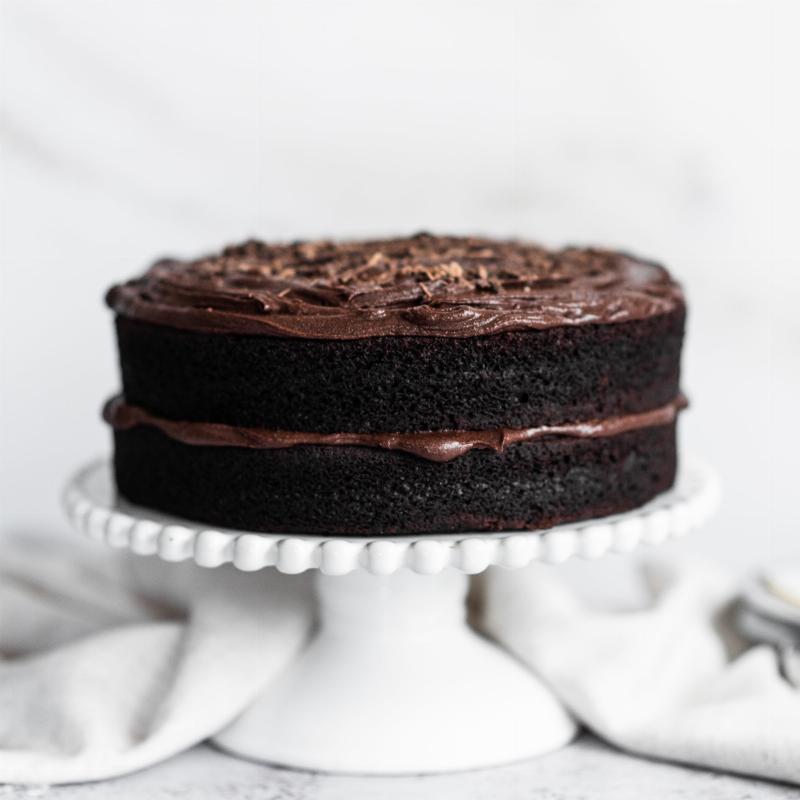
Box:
[106,233,683,339]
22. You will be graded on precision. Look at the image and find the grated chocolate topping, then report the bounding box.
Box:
[107,233,683,339]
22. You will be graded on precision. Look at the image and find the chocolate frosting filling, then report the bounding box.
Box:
[106,234,684,339]
[104,395,687,463]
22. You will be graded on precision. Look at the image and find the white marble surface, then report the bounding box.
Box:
[1,738,795,800]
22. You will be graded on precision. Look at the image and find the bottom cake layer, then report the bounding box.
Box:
[112,422,678,536]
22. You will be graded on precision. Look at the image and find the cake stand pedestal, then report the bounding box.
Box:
[63,458,719,775]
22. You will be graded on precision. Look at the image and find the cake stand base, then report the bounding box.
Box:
[213,568,575,773]
[63,458,719,775]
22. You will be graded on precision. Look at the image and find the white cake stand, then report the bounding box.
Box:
[63,457,719,774]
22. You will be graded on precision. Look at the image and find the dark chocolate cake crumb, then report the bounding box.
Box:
[112,423,678,536]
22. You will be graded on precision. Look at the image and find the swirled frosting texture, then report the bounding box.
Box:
[106,234,683,339]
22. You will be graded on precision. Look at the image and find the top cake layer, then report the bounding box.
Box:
[106,233,683,339]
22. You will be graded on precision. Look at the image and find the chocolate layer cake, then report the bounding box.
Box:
[104,234,685,535]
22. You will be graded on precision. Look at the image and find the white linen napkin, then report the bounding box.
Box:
[477,558,800,785]
[1,535,798,785]
[0,536,312,784]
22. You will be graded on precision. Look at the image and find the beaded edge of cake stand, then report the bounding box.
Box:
[63,459,720,577]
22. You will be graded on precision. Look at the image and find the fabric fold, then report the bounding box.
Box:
[478,559,800,785]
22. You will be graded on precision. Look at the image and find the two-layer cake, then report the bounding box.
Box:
[104,234,685,535]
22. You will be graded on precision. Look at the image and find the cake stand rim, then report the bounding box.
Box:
[62,456,720,576]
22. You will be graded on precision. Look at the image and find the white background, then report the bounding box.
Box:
[1,0,798,567]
